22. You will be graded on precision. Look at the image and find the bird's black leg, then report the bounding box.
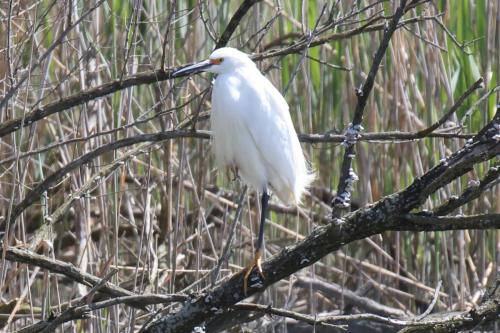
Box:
[257,188,269,254]
[243,188,268,294]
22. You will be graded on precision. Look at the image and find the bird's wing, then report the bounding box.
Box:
[237,69,305,203]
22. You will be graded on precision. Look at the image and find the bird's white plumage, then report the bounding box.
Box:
[207,48,313,204]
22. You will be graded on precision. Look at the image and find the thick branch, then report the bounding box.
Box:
[17,294,187,333]
[399,213,500,231]
[142,116,499,333]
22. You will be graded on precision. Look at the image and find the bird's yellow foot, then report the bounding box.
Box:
[243,250,265,295]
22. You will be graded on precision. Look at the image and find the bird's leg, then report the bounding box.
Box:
[230,165,240,182]
[226,165,240,182]
[243,188,269,295]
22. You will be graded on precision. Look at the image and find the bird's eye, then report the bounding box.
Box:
[209,58,224,65]
[213,58,224,64]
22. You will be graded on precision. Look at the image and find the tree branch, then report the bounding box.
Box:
[332,0,410,214]
[415,78,483,137]
[400,213,500,232]
[0,9,438,140]
[432,162,500,216]
[215,0,262,49]
[0,69,171,138]
[3,246,141,307]
[6,131,210,229]
[398,276,500,332]
[231,279,500,333]
[295,276,408,318]
[0,127,475,168]
[142,114,499,333]
[17,294,187,333]
[7,120,478,232]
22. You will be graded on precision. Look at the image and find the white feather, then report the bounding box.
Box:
[209,48,313,204]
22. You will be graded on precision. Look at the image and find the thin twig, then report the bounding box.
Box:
[0,0,106,112]
[160,0,177,70]
[416,78,483,137]
[415,280,442,321]
[211,185,248,285]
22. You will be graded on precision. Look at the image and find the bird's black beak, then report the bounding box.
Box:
[172,60,212,78]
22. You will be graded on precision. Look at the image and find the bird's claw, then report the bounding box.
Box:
[243,252,265,295]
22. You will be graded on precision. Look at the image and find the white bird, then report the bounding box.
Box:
[173,47,313,293]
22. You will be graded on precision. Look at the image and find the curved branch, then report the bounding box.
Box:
[142,116,499,333]
[0,12,437,139]
[3,246,139,306]
[0,69,172,138]
[7,131,210,228]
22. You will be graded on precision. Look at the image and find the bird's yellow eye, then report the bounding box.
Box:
[210,57,224,65]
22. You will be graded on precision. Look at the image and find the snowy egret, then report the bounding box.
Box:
[173,47,313,293]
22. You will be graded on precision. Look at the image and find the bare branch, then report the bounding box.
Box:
[17,294,187,333]
[295,276,408,318]
[415,78,483,137]
[231,281,500,332]
[0,127,475,168]
[332,0,410,214]
[400,213,500,231]
[433,162,500,216]
[3,246,140,306]
[215,0,262,49]
[0,10,439,139]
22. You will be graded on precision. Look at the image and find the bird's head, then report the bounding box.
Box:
[172,47,255,77]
